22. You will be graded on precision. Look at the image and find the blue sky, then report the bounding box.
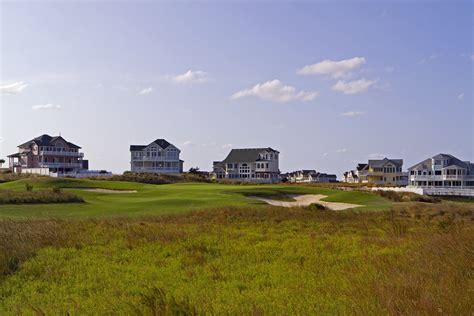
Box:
[1,1,472,175]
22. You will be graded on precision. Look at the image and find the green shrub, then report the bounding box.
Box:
[374,190,440,203]
[109,172,210,185]
[304,203,328,211]
[0,189,84,204]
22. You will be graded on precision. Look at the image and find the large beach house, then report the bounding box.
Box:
[343,158,407,186]
[213,147,280,183]
[8,134,86,176]
[130,139,184,173]
[408,153,474,188]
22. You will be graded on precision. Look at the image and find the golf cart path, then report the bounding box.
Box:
[255,194,362,210]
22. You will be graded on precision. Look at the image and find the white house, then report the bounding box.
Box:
[213,147,280,183]
[130,139,184,173]
[288,170,337,183]
[408,153,474,188]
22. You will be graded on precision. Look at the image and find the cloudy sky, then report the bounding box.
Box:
[0,1,472,175]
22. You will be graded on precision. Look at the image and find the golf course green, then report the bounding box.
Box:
[0,177,390,218]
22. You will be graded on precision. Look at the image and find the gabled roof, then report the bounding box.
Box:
[18,134,81,149]
[221,148,279,163]
[150,139,171,149]
[368,158,403,168]
[408,153,471,170]
[130,139,177,151]
[357,163,368,171]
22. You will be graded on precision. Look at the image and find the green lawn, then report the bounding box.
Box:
[0,178,391,219]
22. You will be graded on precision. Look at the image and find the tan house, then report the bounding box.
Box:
[343,158,407,186]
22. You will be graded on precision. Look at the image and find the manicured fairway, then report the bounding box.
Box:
[0,178,390,218]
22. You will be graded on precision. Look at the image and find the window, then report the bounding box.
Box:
[227,163,233,169]
[266,163,269,168]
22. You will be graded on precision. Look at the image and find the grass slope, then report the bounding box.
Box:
[0,178,390,218]
[1,206,472,314]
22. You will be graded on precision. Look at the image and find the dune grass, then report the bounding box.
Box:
[0,178,391,218]
[0,204,472,314]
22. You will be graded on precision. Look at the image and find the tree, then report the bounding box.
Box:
[188,167,200,174]
[0,159,5,168]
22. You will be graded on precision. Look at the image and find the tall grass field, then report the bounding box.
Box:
[0,178,472,314]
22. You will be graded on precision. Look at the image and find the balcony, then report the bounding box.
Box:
[40,162,83,168]
[132,167,180,173]
[131,156,178,161]
[40,150,84,157]
[410,175,474,181]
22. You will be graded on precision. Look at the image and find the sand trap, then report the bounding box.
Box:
[83,189,137,194]
[254,194,362,211]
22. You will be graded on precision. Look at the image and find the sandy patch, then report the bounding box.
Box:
[254,194,362,211]
[83,189,137,194]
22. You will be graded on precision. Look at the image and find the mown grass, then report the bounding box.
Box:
[0,178,392,218]
[0,203,472,314]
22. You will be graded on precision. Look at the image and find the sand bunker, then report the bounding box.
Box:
[254,194,362,211]
[83,189,137,194]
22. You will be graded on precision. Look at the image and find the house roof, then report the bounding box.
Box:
[221,148,279,163]
[368,158,403,168]
[408,153,471,170]
[130,139,176,151]
[18,134,81,149]
[356,163,368,171]
[7,153,21,158]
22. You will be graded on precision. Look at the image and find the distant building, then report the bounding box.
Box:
[213,147,280,183]
[343,158,407,186]
[8,134,85,176]
[408,153,474,188]
[130,139,183,173]
[288,170,337,183]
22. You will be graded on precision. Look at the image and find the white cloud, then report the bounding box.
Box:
[297,57,366,78]
[457,93,464,101]
[336,148,348,153]
[0,136,4,143]
[368,153,387,159]
[385,66,396,73]
[231,80,318,103]
[471,54,474,61]
[182,140,195,147]
[0,81,28,95]
[173,70,209,84]
[138,87,153,95]
[341,111,365,117]
[32,104,61,110]
[332,79,375,95]
[221,143,234,149]
[419,53,441,64]
[322,152,328,157]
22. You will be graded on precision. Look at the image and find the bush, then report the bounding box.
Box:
[0,189,84,205]
[25,183,34,192]
[109,172,210,185]
[304,203,328,211]
[374,190,441,203]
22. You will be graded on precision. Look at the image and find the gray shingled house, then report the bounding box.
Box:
[213,148,280,183]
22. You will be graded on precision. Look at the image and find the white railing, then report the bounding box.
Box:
[131,156,179,161]
[132,167,180,172]
[40,162,82,168]
[40,151,84,157]
[410,175,474,181]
